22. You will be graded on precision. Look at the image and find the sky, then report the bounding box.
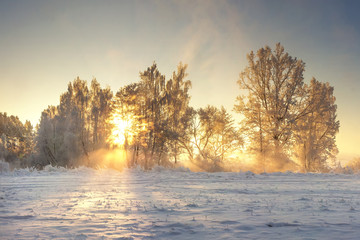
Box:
[0,0,359,163]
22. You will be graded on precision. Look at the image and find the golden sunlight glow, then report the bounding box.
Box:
[108,109,134,148]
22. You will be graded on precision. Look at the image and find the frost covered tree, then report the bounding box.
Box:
[346,157,360,173]
[35,77,113,168]
[90,79,113,148]
[0,112,34,164]
[111,63,192,168]
[138,63,168,168]
[294,78,339,172]
[35,106,60,166]
[189,106,242,172]
[90,79,102,146]
[235,43,339,172]
[164,63,192,164]
[235,43,307,169]
[112,82,144,167]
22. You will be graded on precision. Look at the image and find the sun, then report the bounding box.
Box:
[108,110,134,148]
[111,118,129,146]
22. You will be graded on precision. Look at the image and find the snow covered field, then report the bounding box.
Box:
[1,166,360,239]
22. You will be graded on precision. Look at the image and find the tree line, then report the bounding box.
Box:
[0,44,344,172]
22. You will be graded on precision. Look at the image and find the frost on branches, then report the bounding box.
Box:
[235,43,339,172]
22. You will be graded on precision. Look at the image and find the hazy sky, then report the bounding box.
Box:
[1,0,359,162]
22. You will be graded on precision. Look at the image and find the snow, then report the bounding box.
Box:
[1,164,360,239]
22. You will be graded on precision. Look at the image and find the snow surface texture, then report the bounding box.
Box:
[1,164,360,239]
